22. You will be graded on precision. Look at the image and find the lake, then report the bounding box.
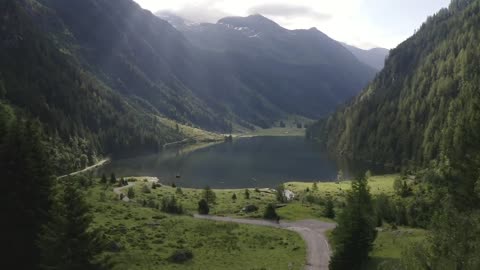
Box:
[97,136,384,188]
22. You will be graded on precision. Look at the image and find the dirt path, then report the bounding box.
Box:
[57,159,109,179]
[194,215,336,270]
[110,180,336,269]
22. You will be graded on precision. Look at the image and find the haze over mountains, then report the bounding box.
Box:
[0,0,380,165]
[157,11,389,71]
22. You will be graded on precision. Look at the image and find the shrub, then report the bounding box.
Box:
[245,189,250,199]
[110,173,117,184]
[127,187,135,199]
[142,185,151,194]
[100,174,107,184]
[197,199,209,215]
[168,249,193,263]
[323,197,335,219]
[232,193,237,200]
[202,186,216,204]
[244,205,258,213]
[161,196,184,214]
[263,204,279,220]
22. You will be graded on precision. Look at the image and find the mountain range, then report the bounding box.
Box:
[0,0,381,170]
[157,11,389,71]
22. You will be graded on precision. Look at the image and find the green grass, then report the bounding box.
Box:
[88,174,414,269]
[325,226,427,270]
[122,174,399,222]
[156,116,223,142]
[239,127,306,137]
[88,183,306,270]
[367,227,427,269]
[286,174,399,197]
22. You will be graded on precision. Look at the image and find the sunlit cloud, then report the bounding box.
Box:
[134,0,450,49]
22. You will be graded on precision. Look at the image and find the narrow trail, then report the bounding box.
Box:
[57,159,109,179]
[194,215,336,270]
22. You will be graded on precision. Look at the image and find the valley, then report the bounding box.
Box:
[3,0,480,270]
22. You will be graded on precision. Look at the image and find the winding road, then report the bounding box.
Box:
[57,159,109,179]
[194,215,336,270]
[113,181,336,270]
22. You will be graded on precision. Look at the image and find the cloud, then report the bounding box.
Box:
[157,0,231,23]
[248,3,331,21]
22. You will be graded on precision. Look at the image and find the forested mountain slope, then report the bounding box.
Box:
[0,0,183,173]
[0,0,376,172]
[308,0,480,170]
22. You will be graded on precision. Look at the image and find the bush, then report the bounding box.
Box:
[232,193,237,200]
[161,196,184,214]
[142,185,151,194]
[168,249,193,263]
[197,199,209,215]
[202,186,216,204]
[176,187,183,195]
[244,205,258,213]
[245,189,250,199]
[127,187,135,199]
[263,204,279,220]
[323,197,335,219]
[100,174,107,184]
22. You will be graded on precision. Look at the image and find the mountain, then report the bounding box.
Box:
[0,0,377,173]
[157,13,377,123]
[31,0,377,131]
[341,43,389,70]
[0,0,188,173]
[307,0,480,171]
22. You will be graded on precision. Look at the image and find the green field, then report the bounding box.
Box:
[87,183,306,270]
[367,227,427,269]
[238,127,306,137]
[116,174,399,222]
[286,174,399,197]
[87,173,423,269]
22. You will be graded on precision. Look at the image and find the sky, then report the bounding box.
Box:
[133,0,450,49]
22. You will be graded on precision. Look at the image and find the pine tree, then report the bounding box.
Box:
[100,174,107,184]
[127,187,135,199]
[202,186,216,204]
[198,199,210,215]
[263,204,279,220]
[323,197,335,219]
[245,189,250,199]
[39,178,106,270]
[2,119,54,270]
[329,176,377,270]
[109,173,116,184]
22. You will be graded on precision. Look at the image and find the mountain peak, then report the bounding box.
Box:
[155,10,190,28]
[218,14,284,33]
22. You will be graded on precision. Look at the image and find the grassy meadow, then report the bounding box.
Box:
[87,183,306,270]
[85,173,425,270]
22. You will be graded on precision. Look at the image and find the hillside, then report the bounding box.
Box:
[341,43,389,71]
[157,12,377,123]
[308,0,480,171]
[0,0,189,173]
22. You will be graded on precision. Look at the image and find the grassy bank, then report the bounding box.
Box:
[117,174,398,222]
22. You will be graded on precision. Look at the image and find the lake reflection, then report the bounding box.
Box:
[97,136,384,188]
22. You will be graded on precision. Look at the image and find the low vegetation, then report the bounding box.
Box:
[87,181,306,270]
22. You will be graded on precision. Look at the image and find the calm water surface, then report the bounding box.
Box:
[98,136,383,188]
